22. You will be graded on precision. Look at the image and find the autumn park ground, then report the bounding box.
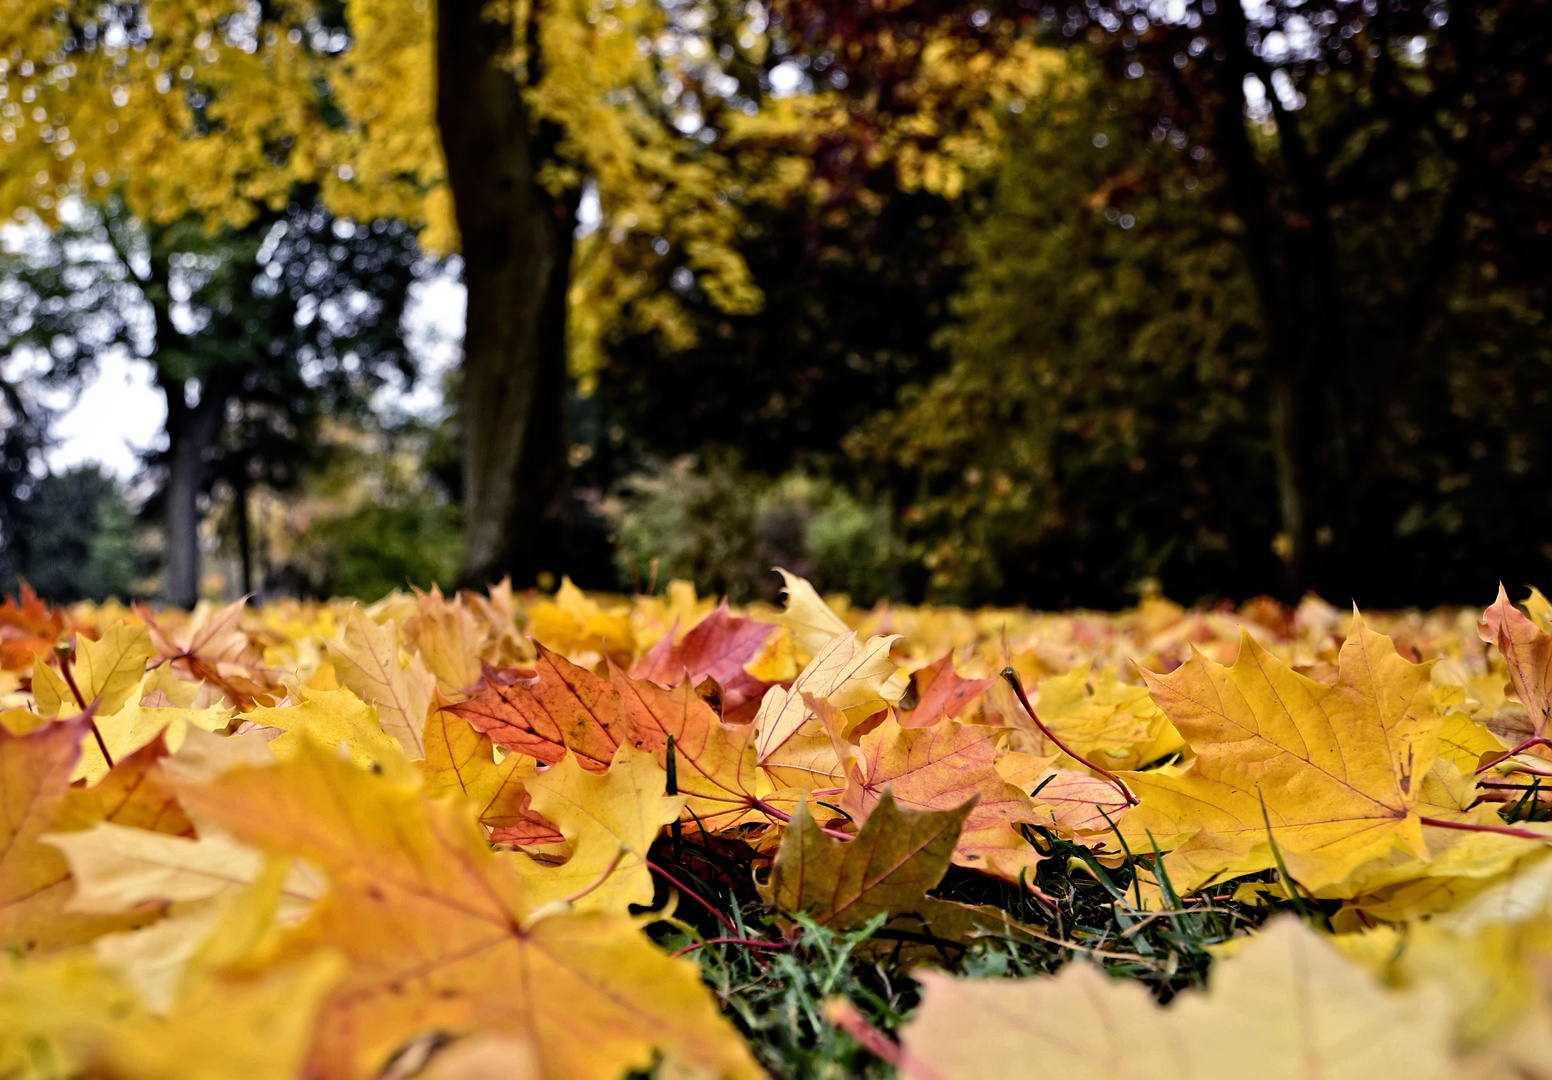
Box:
[5,574,1552,1079]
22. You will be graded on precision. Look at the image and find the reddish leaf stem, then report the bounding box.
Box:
[823,998,948,1080]
[670,936,787,959]
[1419,815,1551,842]
[55,641,113,770]
[1477,736,1552,774]
[644,859,740,936]
[1000,668,1137,807]
[753,799,855,841]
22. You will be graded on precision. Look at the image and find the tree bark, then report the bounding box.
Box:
[1206,0,1351,599]
[157,375,223,609]
[436,0,578,590]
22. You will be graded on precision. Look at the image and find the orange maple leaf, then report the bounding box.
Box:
[447,644,628,772]
[630,602,777,720]
[177,741,763,1080]
[0,582,70,674]
[896,654,993,729]
[1,720,191,952]
[1479,584,1552,764]
[610,662,766,832]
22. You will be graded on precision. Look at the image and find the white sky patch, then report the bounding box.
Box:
[44,350,165,478]
[768,61,804,97]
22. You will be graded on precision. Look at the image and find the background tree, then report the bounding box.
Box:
[1,0,768,591]
[0,195,420,605]
[766,0,1552,604]
[0,465,137,602]
[848,57,1275,606]
[0,375,50,589]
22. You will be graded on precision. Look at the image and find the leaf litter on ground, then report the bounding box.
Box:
[3,576,1552,1077]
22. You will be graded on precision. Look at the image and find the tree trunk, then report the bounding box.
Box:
[1207,0,1351,599]
[234,476,253,596]
[158,376,223,608]
[436,0,578,590]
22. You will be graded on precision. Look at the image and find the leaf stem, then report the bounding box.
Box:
[54,641,113,770]
[753,799,854,841]
[999,668,1137,806]
[1477,736,1552,774]
[1419,815,1551,842]
[561,845,627,905]
[645,858,740,935]
[822,997,948,1080]
[670,936,787,959]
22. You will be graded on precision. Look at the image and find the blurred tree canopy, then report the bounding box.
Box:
[0,195,420,604]
[0,465,136,602]
[3,0,1551,608]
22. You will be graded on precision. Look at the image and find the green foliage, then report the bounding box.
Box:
[3,466,139,603]
[599,455,901,604]
[295,501,462,602]
[850,61,1276,607]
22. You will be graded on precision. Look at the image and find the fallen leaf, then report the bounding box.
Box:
[754,631,903,788]
[759,790,970,931]
[327,604,435,758]
[843,716,1042,881]
[774,568,851,658]
[139,597,276,708]
[72,684,231,784]
[0,582,69,673]
[1023,662,1184,770]
[611,663,765,832]
[1120,615,1440,892]
[419,707,561,845]
[526,578,635,668]
[239,686,415,783]
[630,602,776,717]
[404,586,486,695]
[902,915,1459,1080]
[31,622,154,722]
[176,739,763,1080]
[1480,584,1552,753]
[2,721,192,952]
[519,744,685,913]
[896,654,992,729]
[447,644,628,772]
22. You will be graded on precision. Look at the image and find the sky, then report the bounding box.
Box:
[37,267,466,480]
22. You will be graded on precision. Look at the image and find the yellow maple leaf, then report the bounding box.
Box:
[326,604,436,759]
[1121,614,1441,892]
[239,686,415,783]
[518,745,685,914]
[526,578,635,668]
[175,740,762,1080]
[72,683,231,784]
[902,915,1459,1080]
[32,623,154,719]
[1025,662,1184,770]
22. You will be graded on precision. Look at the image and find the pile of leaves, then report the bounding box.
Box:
[3,572,1552,1079]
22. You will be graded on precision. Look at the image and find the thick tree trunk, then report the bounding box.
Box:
[436,0,577,590]
[158,377,223,608]
[1208,0,1351,599]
